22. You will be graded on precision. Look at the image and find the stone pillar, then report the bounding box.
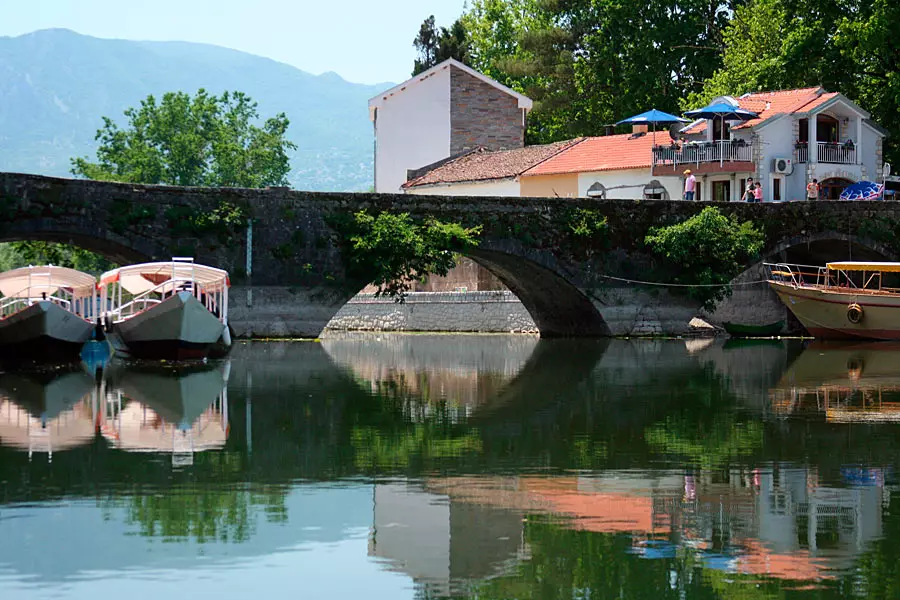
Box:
[857,117,863,164]
[730,173,738,202]
[809,116,818,164]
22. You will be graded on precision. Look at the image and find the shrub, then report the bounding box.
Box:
[335,210,482,298]
[644,207,764,308]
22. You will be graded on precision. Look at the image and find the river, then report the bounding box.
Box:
[1,333,899,598]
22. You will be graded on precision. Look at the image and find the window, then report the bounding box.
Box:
[712,180,730,202]
[643,180,669,200]
[773,177,782,202]
[586,182,606,198]
[712,119,731,141]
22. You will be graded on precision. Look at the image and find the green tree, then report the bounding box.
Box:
[644,207,765,308]
[462,0,732,143]
[3,241,114,275]
[333,210,482,298]
[72,89,296,187]
[412,16,472,75]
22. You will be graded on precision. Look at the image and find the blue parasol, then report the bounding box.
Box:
[840,181,884,201]
[684,103,758,141]
[617,109,689,145]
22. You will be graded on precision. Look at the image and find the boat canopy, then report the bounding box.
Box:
[100,261,230,295]
[0,266,96,299]
[827,262,900,273]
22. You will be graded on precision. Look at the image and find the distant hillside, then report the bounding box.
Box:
[0,29,391,191]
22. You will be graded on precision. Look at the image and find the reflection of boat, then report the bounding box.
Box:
[100,259,231,360]
[0,367,97,456]
[101,362,230,460]
[769,342,900,420]
[0,266,97,362]
[723,321,784,337]
[767,262,900,340]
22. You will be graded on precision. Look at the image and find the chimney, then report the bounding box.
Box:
[632,124,649,134]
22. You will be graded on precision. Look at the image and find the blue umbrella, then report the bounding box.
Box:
[840,181,884,201]
[617,109,689,145]
[683,102,758,141]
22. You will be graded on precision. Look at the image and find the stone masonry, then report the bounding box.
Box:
[450,67,524,155]
[4,171,900,338]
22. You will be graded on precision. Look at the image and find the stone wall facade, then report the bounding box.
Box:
[449,67,524,155]
[325,291,538,334]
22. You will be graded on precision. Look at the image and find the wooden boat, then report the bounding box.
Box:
[767,262,900,340]
[100,258,231,360]
[723,321,784,337]
[0,266,98,362]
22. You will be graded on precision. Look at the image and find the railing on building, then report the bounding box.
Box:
[794,142,856,165]
[652,140,753,168]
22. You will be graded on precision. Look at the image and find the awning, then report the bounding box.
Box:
[827,262,900,273]
[0,266,96,299]
[100,261,230,295]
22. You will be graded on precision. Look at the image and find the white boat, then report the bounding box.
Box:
[767,261,900,340]
[100,258,231,360]
[0,266,98,362]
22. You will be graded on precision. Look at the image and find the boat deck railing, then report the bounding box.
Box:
[765,262,900,295]
[106,276,226,324]
[764,263,829,289]
[0,295,73,319]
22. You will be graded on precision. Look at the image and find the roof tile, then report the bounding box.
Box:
[523,133,658,176]
[403,139,582,188]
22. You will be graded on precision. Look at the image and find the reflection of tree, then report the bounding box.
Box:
[645,414,763,469]
[353,402,482,472]
[850,490,900,599]
[643,367,763,468]
[99,454,288,543]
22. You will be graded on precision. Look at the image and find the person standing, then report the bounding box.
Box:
[806,178,819,201]
[753,181,763,203]
[743,177,755,202]
[683,169,696,201]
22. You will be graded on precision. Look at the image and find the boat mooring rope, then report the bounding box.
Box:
[598,275,769,288]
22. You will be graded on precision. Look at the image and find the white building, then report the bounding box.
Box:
[403,87,888,202]
[369,58,533,194]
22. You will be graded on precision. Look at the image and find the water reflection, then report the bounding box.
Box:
[102,362,230,462]
[0,368,95,458]
[4,337,900,598]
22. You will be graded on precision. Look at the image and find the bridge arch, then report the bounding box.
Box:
[0,230,153,265]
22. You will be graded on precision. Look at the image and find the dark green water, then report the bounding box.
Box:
[2,334,900,599]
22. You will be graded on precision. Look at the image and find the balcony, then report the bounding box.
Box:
[794,142,856,165]
[652,140,755,176]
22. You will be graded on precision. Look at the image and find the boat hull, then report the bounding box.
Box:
[723,321,784,337]
[112,292,226,360]
[770,281,900,340]
[0,301,93,362]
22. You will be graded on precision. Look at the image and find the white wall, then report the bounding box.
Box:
[406,178,521,197]
[578,169,681,200]
[374,68,451,194]
[861,123,881,181]
[758,119,807,201]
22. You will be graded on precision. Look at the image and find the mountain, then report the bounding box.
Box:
[0,29,392,191]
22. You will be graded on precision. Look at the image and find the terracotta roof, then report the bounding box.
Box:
[523,133,658,176]
[403,139,583,188]
[683,87,827,134]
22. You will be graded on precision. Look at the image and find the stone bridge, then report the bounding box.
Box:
[2,171,898,338]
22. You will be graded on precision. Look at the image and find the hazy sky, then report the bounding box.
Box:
[1,0,468,84]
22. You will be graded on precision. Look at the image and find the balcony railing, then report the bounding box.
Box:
[652,140,753,168]
[818,141,856,164]
[794,142,856,165]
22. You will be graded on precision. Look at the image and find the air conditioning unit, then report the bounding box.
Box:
[773,157,793,175]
